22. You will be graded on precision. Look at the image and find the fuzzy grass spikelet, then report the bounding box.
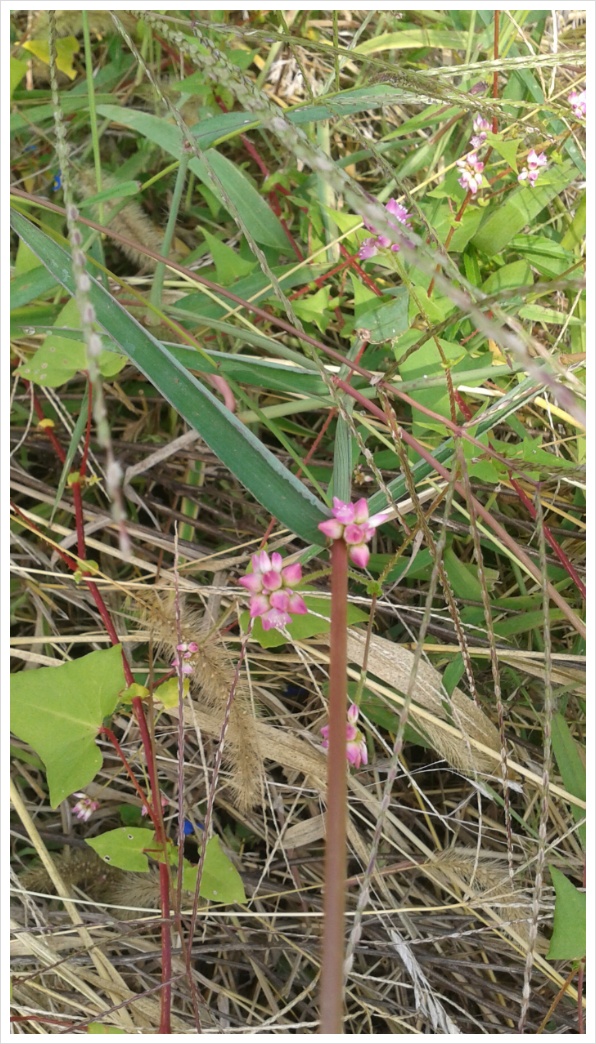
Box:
[145,592,264,813]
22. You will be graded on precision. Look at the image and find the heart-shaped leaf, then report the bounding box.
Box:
[10,646,125,807]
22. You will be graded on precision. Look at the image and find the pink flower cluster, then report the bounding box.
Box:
[239,551,307,631]
[470,114,491,149]
[141,793,169,818]
[171,641,199,676]
[318,497,390,569]
[359,198,412,260]
[456,152,484,195]
[456,115,491,195]
[568,89,586,119]
[321,703,368,769]
[72,792,100,822]
[517,149,548,187]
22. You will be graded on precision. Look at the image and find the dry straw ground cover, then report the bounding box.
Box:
[9,7,586,1035]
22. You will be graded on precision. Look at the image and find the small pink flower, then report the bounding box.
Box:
[518,150,547,187]
[142,793,169,817]
[239,551,308,631]
[358,237,379,260]
[568,89,586,119]
[470,115,491,149]
[471,114,494,148]
[72,793,100,822]
[456,152,484,195]
[171,658,193,675]
[321,704,368,769]
[358,197,412,260]
[317,497,390,568]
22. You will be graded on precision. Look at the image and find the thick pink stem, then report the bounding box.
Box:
[319,538,348,1034]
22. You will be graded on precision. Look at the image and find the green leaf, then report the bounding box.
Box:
[182,836,246,905]
[292,286,333,334]
[443,548,483,601]
[10,263,60,309]
[243,595,369,649]
[354,29,470,53]
[551,713,586,848]
[86,828,157,872]
[10,646,125,807]
[493,608,566,638]
[442,655,466,696]
[11,210,329,545]
[77,180,143,210]
[561,191,585,252]
[95,107,289,250]
[23,36,80,80]
[11,93,115,135]
[472,162,576,256]
[201,229,256,285]
[357,289,409,343]
[482,259,532,295]
[10,57,29,99]
[485,133,522,172]
[547,867,586,961]
[396,335,467,437]
[156,676,190,708]
[509,234,576,277]
[15,297,125,387]
[87,1023,124,1034]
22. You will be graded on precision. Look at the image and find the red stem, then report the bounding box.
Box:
[13,388,173,1032]
[319,538,348,1034]
[509,477,586,597]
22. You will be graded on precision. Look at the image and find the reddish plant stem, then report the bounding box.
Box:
[577,961,584,1034]
[509,477,586,597]
[319,538,348,1034]
[78,376,93,479]
[493,12,500,110]
[14,388,173,1032]
[382,384,542,486]
[99,726,153,808]
[29,384,67,463]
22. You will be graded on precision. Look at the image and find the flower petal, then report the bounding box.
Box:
[262,608,291,631]
[318,518,344,540]
[239,572,263,593]
[352,498,370,524]
[331,497,355,523]
[269,589,290,612]
[287,593,308,615]
[249,594,270,618]
[262,569,283,591]
[348,543,370,569]
[281,562,302,586]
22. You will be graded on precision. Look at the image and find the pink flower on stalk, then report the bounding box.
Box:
[318,497,390,569]
[456,152,484,195]
[568,89,586,119]
[321,703,368,769]
[239,551,307,631]
[141,793,169,817]
[72,793,100,822]
[358,198,412,260]
[171,640,199,676]
[517,149,547,187]
[470,115,491,149]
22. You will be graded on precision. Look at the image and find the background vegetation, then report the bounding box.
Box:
[10,7,586,1035]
